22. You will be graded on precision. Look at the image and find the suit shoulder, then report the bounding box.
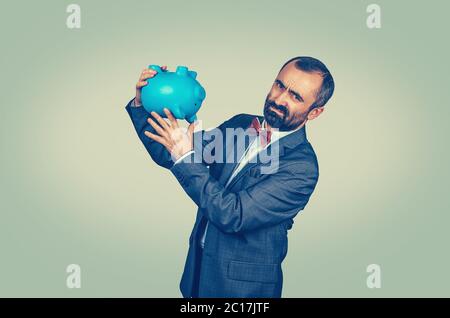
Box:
[303,140,319,175]
[303,141,318,165]
[288,141,319,177]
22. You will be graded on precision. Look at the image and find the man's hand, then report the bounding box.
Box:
[144,108,196,161]
[135,65,167,106]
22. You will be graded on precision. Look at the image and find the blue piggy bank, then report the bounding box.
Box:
[141,65,206,123]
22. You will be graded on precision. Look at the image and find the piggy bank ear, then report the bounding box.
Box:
[188,71,197,79]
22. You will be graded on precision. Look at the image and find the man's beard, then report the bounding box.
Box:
[263,97,308,131]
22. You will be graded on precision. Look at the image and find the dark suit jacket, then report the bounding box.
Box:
[126,99,319,298]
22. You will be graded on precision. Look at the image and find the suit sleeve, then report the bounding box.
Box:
[126,99,176,169]
[125,98,241,169]
[170,151,319,233]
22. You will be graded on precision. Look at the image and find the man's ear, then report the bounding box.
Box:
[307,106,324,121]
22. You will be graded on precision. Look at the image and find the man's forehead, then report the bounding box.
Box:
[277,63,323,99]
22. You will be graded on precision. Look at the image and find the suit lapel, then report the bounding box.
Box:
[218,115,256,186]
[225,121,308,190]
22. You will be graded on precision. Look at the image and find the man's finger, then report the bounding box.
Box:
[140,68,155,76]
[136,81,148,88]
[151,111,171,130]
[140,71,156,81]
[140,74,155,81]
[188,121,196,137]
[147,117,168,137]
[140,69,155,77]
[144,131,170,148]
[163,108,178,128]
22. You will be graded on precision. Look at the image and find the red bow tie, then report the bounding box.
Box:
[249,117,272,147]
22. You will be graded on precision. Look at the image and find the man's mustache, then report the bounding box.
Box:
[266,100,288,117]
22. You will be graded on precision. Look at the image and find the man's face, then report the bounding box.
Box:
[264,61,324,131]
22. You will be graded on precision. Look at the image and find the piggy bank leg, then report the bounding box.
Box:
[169,108,183,120]
[186,114,197,123]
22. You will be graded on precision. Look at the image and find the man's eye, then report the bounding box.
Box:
[276,82,284,89]
[290,93,302,102]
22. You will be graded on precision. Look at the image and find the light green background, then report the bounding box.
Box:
[1,0,449,297]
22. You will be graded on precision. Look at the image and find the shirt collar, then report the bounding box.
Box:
[257,118,304,144]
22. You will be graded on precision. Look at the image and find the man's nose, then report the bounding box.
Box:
[273,91,289,107]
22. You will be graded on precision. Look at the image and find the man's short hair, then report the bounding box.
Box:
[280,56,335,110]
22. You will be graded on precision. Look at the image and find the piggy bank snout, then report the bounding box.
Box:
[194,85,206,102]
